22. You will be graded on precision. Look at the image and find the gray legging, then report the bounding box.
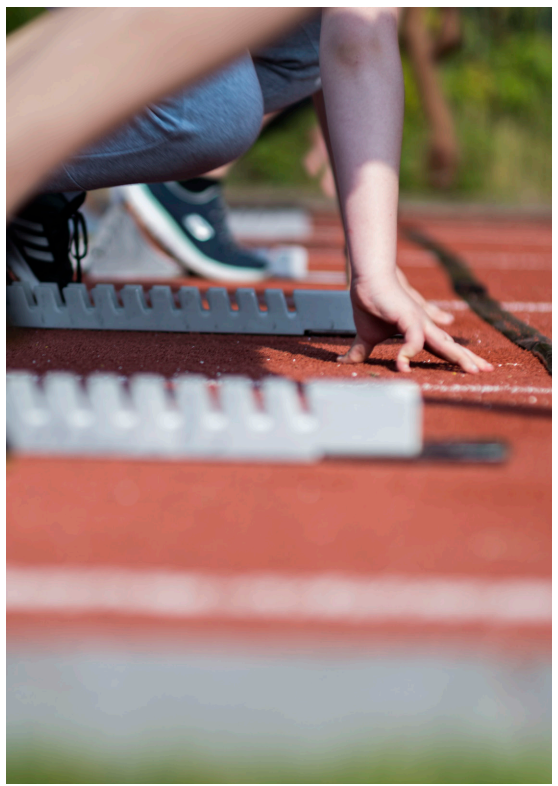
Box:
[44,18,321,193]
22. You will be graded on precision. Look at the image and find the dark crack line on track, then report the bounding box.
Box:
[404,226,552,376]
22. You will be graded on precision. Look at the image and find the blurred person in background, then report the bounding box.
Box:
[400,7,461,189]
[304,7,463,195]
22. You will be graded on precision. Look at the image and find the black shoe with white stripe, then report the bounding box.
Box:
[120,179,269,282]
[7,192,88,288]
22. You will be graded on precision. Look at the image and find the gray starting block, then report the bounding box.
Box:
[7,282,355,335]
[6,372,422,461]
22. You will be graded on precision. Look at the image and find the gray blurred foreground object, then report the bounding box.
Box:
[85,201,184,280]
[7,283,355,334]
[6,648,551,757]
[6,373,422,460]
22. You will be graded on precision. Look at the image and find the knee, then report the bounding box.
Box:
[208,81,264,164]
[168,57,264,177]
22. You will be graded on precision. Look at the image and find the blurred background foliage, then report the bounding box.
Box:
[234,8,552,204]
[6,7,551,205]
[6,5,43,34]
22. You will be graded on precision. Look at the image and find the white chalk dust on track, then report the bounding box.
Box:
[7,566,551,626]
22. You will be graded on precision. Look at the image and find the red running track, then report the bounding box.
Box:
[7,207,551,657]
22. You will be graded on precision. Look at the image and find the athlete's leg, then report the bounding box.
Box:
[8,7,312,213]
[116,17,323,280]
[44,55,264,193]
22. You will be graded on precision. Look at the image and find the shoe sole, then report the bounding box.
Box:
[119,185,270,284]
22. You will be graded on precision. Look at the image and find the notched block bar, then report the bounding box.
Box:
[7,372,422,461]
[149,286,183,331]
[33,284,70,328]
[295,289,355,334]
[7,283,42,328]
[7,282,356,336]
[63,284,97,328]
[90,285,128,329]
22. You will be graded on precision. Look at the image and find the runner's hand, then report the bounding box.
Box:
[338,277,494,374]
[396,266,454,326]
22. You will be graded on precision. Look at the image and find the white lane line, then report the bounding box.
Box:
[431,300,552,313]
[228,209,312,241]
[411,232,551,247]
[397,251,551,270]
[459,252,551,269]
[421,384,551,396]
[6,567,551,626]
[301,284,552,315]
[306,271,347,284]
[301,289,553,313]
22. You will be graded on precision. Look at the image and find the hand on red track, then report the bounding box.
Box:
[338,277,494,374]
[396,266,454,327]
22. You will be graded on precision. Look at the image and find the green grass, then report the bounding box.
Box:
[229,103,319,191]
[7,742,552,784]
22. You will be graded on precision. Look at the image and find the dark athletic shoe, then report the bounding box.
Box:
[120,180,270,282]
[7,192,88,288]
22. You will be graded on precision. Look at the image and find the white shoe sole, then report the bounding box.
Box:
[256,245,308,280]
[119,185,270,284]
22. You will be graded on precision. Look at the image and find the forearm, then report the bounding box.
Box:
[7,7,311,215]
[312,90,344,214]
[320,8,403,288]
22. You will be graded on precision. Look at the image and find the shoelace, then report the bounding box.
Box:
[68,210,88,283]
[8,195,89,285]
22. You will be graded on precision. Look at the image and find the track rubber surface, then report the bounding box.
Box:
[7,208,551,655]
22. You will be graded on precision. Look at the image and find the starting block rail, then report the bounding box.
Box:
[6,372,422,461]
[7,282,356,335]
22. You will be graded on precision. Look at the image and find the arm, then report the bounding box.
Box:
[7,7,312,215]
[401,8,459,189]
[319,8,492,374]
[313,87,454,325]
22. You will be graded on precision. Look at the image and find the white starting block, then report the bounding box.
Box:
[6,372,422,461]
